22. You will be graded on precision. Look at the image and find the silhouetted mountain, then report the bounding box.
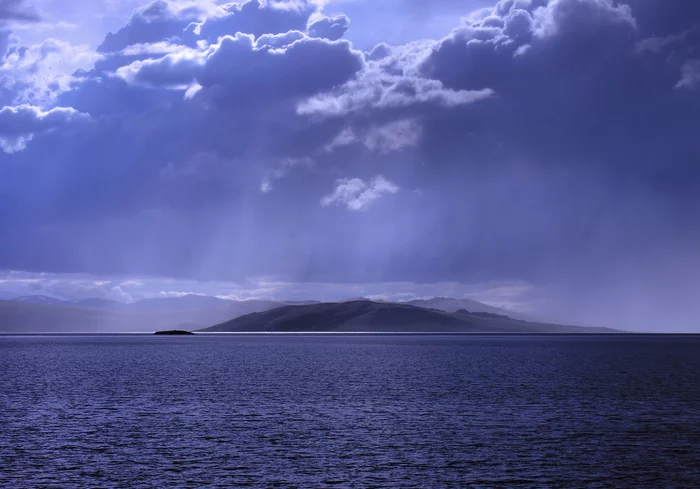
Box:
[455,309,511,319]
[200,300,619,333]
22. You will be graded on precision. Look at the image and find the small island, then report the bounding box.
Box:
[154,330,195,335]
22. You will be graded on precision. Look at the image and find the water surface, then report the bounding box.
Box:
[1,334,699,487]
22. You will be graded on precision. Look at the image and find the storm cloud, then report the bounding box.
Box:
[0,0,40,23]
[1,0,699,330]
[0,104,89,153]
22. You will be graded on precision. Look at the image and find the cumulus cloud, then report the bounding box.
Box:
[192,0,315,43]
[0,104,89,153]
[297,40,493,116]
[321,175,399,210]
[307,14,349,41]
[97,0,320,59]
[117,32,365,104]
[0,38,101,105]
[97,0,208,53]
[256,30,306,48]
[119,41,191,56]
[416,0,698,183]
[299,72,493,115]
[115,44,203,88]
[532,0,635,39]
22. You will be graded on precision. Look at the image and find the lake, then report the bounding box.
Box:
[1,334,699,487]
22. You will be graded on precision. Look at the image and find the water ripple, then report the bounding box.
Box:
[1,334,699,487]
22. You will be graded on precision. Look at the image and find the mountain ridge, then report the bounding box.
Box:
[199,300,619,334]
[403,297,536,321]
[1,295,618,333]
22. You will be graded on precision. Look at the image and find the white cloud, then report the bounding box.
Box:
[0,38,101,105]
[297,40,494,116]
[321,174,399,211]
[0,269,545,316]
[183,82,202,99]
[324,127,356,151]
[676,59,700,89]
[119,41,190,56]
[326,119,422,153]
[364,119,422,153]
[159,290,198,298]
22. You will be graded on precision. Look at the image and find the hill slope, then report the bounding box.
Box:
[404,297,535,321]
[199,300,618,333]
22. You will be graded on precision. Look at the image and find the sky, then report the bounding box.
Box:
[0,0,699,331]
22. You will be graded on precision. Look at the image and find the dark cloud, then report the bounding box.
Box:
[0,104,89,153]
[116,32,364,110]
[192,0,314,43]
[623,0,700,37]
[307,15,349,41]
[0,0,40,23]
[416,0,699,189]
[298,40,493,117]
[1,0,700,330]
[399,0,700,313]
[98,0,317,54]
[97,0,204,53]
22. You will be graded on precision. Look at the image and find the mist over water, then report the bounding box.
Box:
[2,334,699,487]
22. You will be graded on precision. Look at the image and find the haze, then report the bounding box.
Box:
[1,0,699,332]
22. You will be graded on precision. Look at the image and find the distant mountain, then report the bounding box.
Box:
[13,295,127,309]
[70,298,127,310]
[1,294,616,334]
[0,300,155,333]
[199,300,618,333]
[0,295,323,333]
[405,297,533,321]
[12,295,68,306]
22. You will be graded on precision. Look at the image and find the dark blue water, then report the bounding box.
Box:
[1,335,699,488]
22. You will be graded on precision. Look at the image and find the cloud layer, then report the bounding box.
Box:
[1,0,699,330]
[0,0,40,23]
